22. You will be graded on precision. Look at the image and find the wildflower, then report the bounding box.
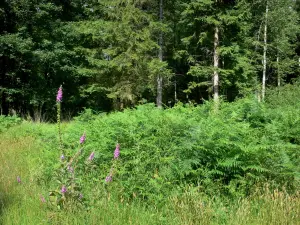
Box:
[17,176,21,183]
[67,165,74,173]
[40,195,46,203]
[56,85,63,102]
[80,132,86,144]
[60,154,65,160]
[105,175,112,183]
[88,151,95,161]
[61,185,67,194]
[114,143,120,159]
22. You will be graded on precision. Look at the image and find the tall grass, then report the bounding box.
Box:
[170,187,300,225]
[0,132,48,225]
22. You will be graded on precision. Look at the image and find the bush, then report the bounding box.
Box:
[0,115,22,133]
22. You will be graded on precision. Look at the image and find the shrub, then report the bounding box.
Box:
[0,115,21,133]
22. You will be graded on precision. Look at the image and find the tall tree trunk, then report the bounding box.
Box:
[213,26,219,103]
[255,23,262,101]
[174,78,177,102]
[277,55,280,87]
[156,0,163,108]
[262,2,268,101]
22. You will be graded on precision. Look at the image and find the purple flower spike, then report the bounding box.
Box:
[88,151,95,161]
[60,154,65,160]
[40,195,46,203]
[114,143,120,159]
[80,132,86,144]
[105,175,112,183]
[61,185,67,194]
[56,85,63,102]
[17,176,21,183]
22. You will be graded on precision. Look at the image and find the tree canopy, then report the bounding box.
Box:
[1,0,299,118]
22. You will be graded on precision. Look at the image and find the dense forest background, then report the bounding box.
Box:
[1,0,300,118]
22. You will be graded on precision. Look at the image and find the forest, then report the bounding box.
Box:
[0,0,300,224]
[1,0,300,117]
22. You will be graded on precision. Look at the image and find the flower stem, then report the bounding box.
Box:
[57,102,63,154]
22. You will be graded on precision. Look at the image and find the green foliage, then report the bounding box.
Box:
[0,115,21,132]
[1,0,300,114]
[179,0,256,98]
[30,88,299,203]
[1,84,300,223]
[1,124,299,224]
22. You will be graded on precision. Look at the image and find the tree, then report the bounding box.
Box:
[157,0,164,108]
[0,0,91,118]
[1,0,300,116]
[71,0,172,109]
[241,0,299,101]
[262,1,268,101]
[180,0,253,102]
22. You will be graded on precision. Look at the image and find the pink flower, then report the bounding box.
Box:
[114,143,120,159]
[105,175,112,183]
[88,151,95,161]
[17,176,21,183]
[56,85,63,102]
[40,195,46,203]
[61,185,67,194]
[80,132,86,144]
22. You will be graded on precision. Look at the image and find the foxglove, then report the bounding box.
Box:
[80,132,86,144]
[56,85,63,102]
[40,195,46,203]
[61,185,67,194]
[114,143,120,159]
[88,151,95,161]
[105,175,112,183]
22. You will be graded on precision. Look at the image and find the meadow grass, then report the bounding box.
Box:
[0,123,299,225]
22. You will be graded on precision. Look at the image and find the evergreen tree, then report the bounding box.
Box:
[180,0,254,102]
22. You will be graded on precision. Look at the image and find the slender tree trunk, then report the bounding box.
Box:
[213,26,219,103]
[255,23,262,101]
[156,0,163,108]
[262,2,268,101]
[174,78,177,102]
[277,55,280,87]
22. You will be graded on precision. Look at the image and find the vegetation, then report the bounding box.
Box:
[0,115,21,132]
[1,85,300,224]
[1,0,300,224]
[1,0,300,116]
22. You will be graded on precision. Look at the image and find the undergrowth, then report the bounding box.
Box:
[0,84,300,224]
[32,97,299,202]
